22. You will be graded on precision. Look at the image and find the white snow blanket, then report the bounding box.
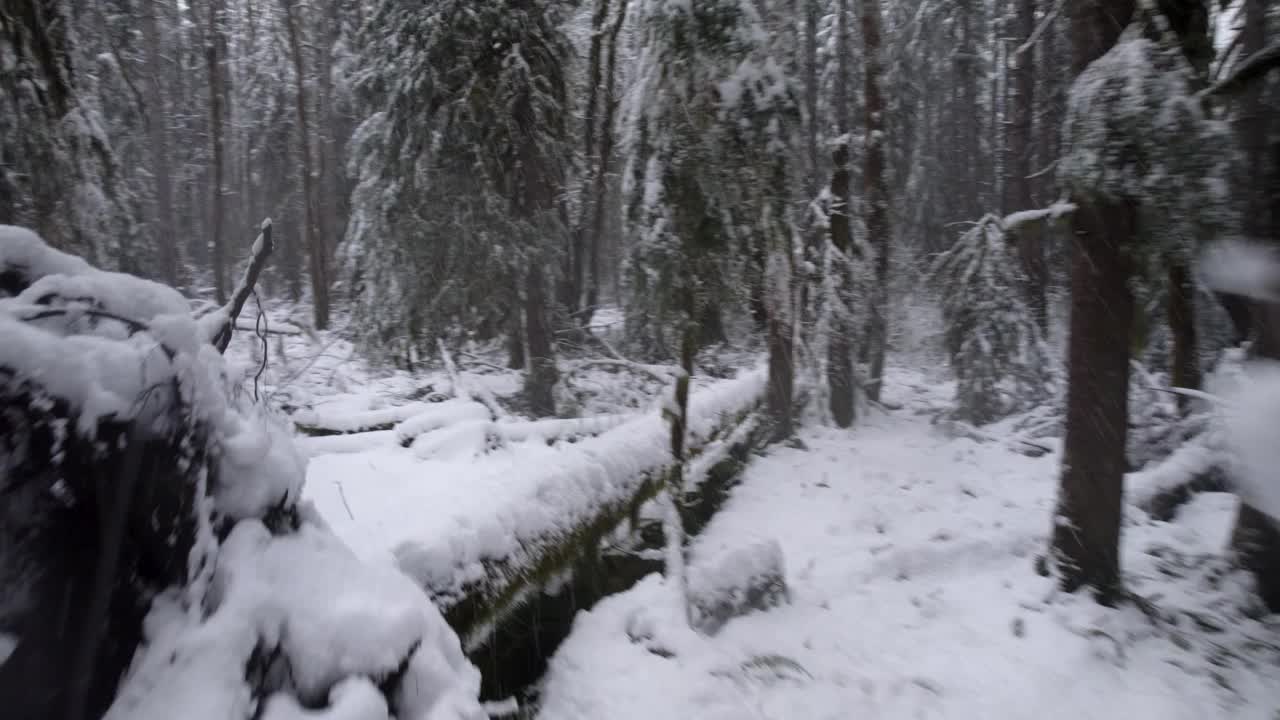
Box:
[538,368,1280,720]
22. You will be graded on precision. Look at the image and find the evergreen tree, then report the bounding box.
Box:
[347,0,574,412]
[930,214,1052,425]
[622,0,798,429]
[0,0,140,269]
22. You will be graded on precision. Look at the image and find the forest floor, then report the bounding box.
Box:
[536,367,1280,720]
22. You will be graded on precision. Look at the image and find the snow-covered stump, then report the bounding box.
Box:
[0,226,485,720]
[687,540,790,636]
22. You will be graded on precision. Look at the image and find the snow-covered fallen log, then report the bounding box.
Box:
[293,401,437,436]
[389,367,768,648]
[408,413,636,460]
[395,400,492,447]
[297,430,398,458]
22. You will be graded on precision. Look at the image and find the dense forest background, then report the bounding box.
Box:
[5,0,1280,608]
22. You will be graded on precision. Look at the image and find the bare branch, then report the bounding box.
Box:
[211,219,274,353]
[1202,41,1280,99]
[1013,0,1066,61]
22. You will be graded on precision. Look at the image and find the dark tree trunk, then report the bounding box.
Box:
[568,0,612,323]
[1048,0,1135,604]
[281,0,330,330]
[859,0,891,404]
[584,0,629,323]
[508,303,526,370]
[1050,198,1137,604]
[1231,304,1280,611]
[1007,0,1046,331]
[798,0,821,322]
[767,309,794,442]
[957,0,981,220]
[205,0,228,304]
[525,262,557,417]
[1167,261,1200,411]
[827,0,855,429]
[1159,0,1211,410]
[1229,0,1280,610]
[142,0,179,287]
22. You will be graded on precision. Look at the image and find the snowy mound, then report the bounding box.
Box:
[0,226,483,720]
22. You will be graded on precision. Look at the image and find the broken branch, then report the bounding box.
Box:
[211,219,274,353]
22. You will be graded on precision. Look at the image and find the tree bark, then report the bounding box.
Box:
[525,262,558,417]
[1160,0,1211,410]
[141,0,179,286]
[1048,0,1135,604]
[827,0,855,428]
[1050,198,1137,604]
[1007,0,1046,331]
[205,0,228,304]
[568,0,612,322]
[1167,261,1200,411]
[957,0,982,220]
[860,0,891,403]
[584,0,630,324]
[1228,0,1280,612]
[280,0,330,329]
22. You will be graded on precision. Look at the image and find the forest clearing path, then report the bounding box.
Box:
[536,368,1280,720]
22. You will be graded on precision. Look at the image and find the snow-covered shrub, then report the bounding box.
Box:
[928,215,1053,425]
[0,226,483,720]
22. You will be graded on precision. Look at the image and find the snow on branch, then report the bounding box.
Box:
[1000,201,1076,233]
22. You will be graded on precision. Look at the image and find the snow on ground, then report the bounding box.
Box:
[537,368,1280,720]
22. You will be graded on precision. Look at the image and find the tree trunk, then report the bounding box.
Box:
[1167,261,1200,411]
[525,262,557,417]
[1050,198,1137,604]
[1232,304,1280,610]
[827,0,855,428]
[957,0,981,220]
[205,0,228,304]
[142,0,179,287]
[1048,0,1135,604]
[1229,0,1280,611]
[766,216,794,442]
[569,0,612,323]
[1007,0,1045,332]
[280,0,330,329]
[1160,0,1211,411]
[584,0,630,324]
[859,0,891,404]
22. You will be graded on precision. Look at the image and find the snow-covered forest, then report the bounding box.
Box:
[6,0,1280,717]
